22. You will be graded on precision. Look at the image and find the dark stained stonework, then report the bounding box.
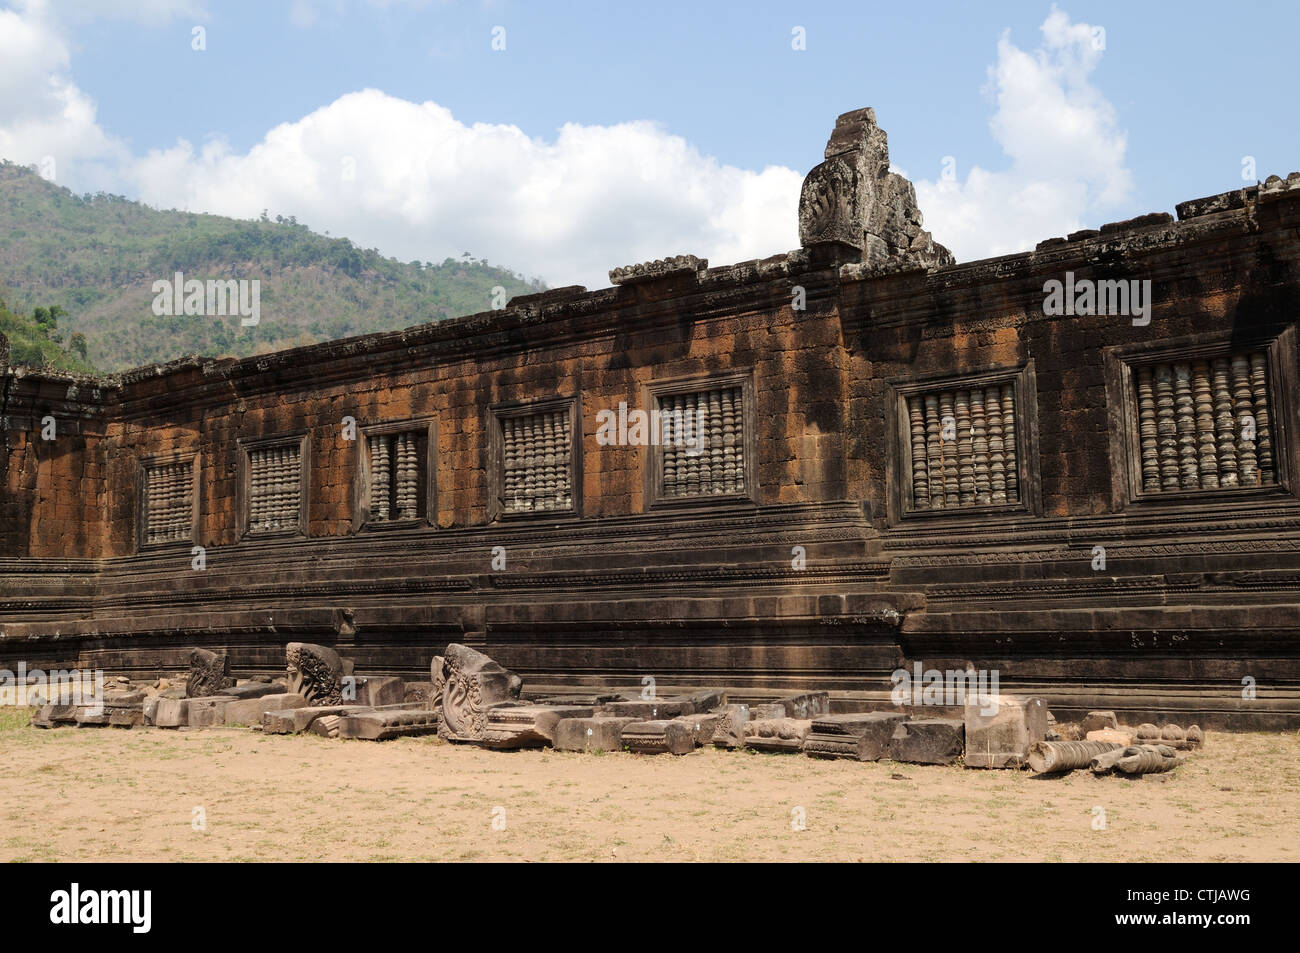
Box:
[2,108,1300,730]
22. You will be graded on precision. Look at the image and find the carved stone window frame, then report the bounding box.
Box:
[135,449,200,552]
[236,431,310,540]
[886,361,1042,524]
[488,396,582,522]
[353,416,437,532]
[642,369,759,511]
[1104,327,1299,510]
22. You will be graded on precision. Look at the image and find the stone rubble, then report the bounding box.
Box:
[23,645,1209,780]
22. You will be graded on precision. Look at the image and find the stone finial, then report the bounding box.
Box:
[798,108,953,269]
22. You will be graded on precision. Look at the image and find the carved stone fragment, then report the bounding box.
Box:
[798,107,953,270]
[804,711,909,761]
[186,648,230,699]
[622,719,695,755]
[742,717,812,753]
[285,642,344,706]
[480,704,595,749]
[435,644,523,741]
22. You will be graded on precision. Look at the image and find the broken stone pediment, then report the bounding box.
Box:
[434,643,524,741]
[798,107,954,271]
[185,648,230,699]
[285,642,344,706]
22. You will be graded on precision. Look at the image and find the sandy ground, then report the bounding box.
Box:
[2,709,1297,862]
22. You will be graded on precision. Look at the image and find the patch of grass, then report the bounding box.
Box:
[0,708,33,732]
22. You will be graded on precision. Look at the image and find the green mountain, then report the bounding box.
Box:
[0,161,543,373]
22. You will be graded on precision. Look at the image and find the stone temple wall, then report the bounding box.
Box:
[3,109,1300,728]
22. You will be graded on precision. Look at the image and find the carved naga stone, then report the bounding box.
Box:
[186,648,230,698]
[285,642,344,706]
[433,643,523,741]
[798,107,954,271]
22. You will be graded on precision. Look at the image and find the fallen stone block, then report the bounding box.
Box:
[338,709,440,740]
[108,708,144,728]
[143,697,160,726]
[262,705,362,735]
[554,716,641,752]
[74,707,110,727]
[675,689,728,714]
[622,719,695,755]
[188,696,239,727]
[481,705,595,749]
[1085,728,1134,746]
[671,712,724,746]
[743,718,812,753]
[1080,710,1119,734]
[153,698,191,728]
[344,675,405,708]
[599,698,695,720]
[768,692,831,720]
[32,704,78,728]
[805,712,909,761]
[710,704,751,749]
[224,682,281,701]
[222,692,306,726]
[963,695,1048,769]
[309,715,343,738]
[890,718,965,765]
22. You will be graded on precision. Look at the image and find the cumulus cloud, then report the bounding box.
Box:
[123,93,803,288]
[915,6,1135,262]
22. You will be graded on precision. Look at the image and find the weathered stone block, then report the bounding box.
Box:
[671,712,723,746]
[1086,728,1134,746]
[481,704,595,749]
[108,708,144,728]
[74,707,109,726]
[553,716,640,752]
[222,692,305,726]
[963,695,1048,769]
[153,697,190,728]
[890,718,965,765]
[338,709,440,740]
[224,681,281,701]
[188,695,238,727]
[743,718,812,753]
[1080,710,1119,734]
[262,705,360,735]
[710,704,750,748]
[600,698,694,719]
[622,719,694,755]
[344,675,404,708]
[805,711,909,761]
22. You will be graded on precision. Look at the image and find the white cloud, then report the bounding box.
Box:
[915,6,1135,262]
[123,93,803,287]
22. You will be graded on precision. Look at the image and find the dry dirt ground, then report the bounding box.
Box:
[2,708,1297,862]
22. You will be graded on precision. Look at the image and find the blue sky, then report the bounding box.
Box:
[3,0,1298,287]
